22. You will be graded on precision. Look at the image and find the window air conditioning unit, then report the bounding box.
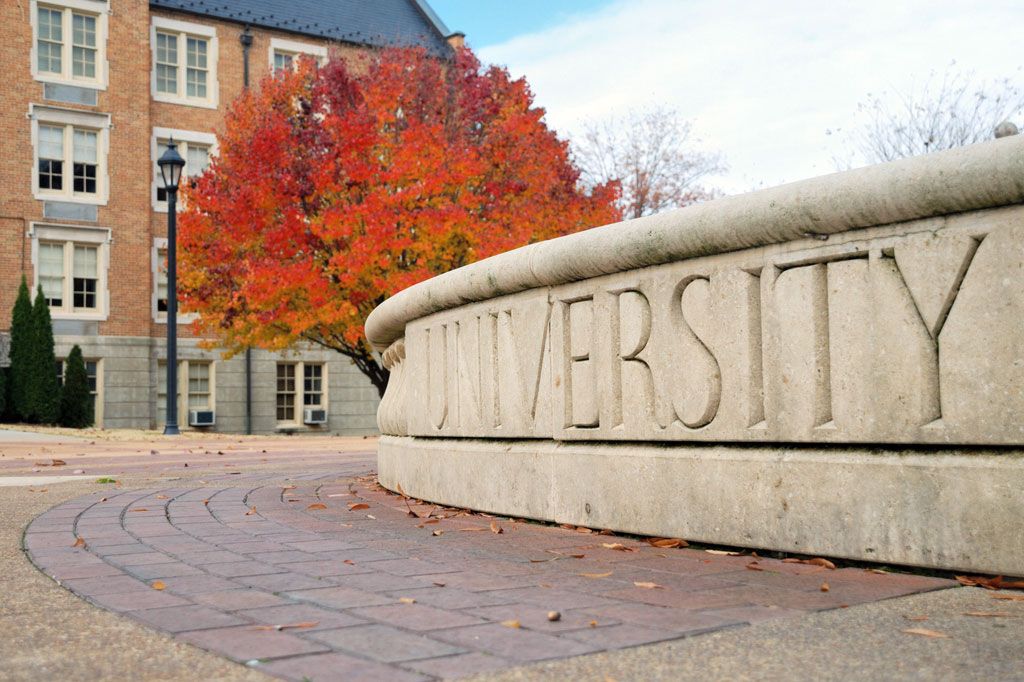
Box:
[189,410,216,427]
[304,408,327,425]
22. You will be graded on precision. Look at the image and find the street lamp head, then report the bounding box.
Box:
[158,138,186,191]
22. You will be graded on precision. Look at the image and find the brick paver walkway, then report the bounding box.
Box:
[23,452,955,682]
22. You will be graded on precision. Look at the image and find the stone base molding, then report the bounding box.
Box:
[380,436,1024,575]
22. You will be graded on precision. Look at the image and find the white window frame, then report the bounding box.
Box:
[56,356,103,427]
[276,361,327,427]
[150,16,218,109]
[151,127,218,212]
[29,104,111,205]
[29,223,112,321]
[30,0,110,90]
[151,237,199,324]
[268,37,327,73]
[157,359,215,428]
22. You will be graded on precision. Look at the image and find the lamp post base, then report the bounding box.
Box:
[163,423,180,435]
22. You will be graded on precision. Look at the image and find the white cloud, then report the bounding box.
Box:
[479,0,1024,194]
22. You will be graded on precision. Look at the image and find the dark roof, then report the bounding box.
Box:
[149,0,453,52]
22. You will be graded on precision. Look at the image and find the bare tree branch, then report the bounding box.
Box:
[573,106,727,219]
[831,64,1024,168]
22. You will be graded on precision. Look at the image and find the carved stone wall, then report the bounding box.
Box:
[366,136,1024,574]
[396,211,1023,445]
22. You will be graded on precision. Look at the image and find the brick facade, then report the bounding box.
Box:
[1,0,454,433]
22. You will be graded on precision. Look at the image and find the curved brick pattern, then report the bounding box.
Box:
[25,470,955,682]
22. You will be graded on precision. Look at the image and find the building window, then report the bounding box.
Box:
[151,17,218,108]
[303,364,323,407]
[151,128,217,211]
[277,361,326,425]
[38,242,97,311]
[31,105,110,204]
[276,363,296,422]
[56,357,101,425]
[158,360,214,427]
[31,223,110,320]
[152,238,200,322]
[269,38,327,74]
[37,125,99,198]
[32,0,108,88]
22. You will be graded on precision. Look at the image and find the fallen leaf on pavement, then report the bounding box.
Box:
[73,538,85,548]
[501,620,520,628]
[530,558,556,563]
[152,581,166,590]
[203,500,209,505]
[633,581,663,589]
[245,507,256,515]
[865,568,889,574]
[547,611,561,621]
[589,620,598,627]
[746,564,764,571]
[433,582,446,587]
[423,519,439,525]
[576,527,594,534]
[398,598,416,604]
[396,483,408,498]
[432,530,443,536]
[967,612,1019,617]
[648,538,687,548]
[366,514,376,519]
[343,559,355,565]
[248,622,318,631]
[99,497,107,502]
[578,572,613,578]
[347,503,369,511]
[305,503,327,510]
[705,549,741,556]
[820,583,830,592]
[156,495,167,499]
[782,557,836,569]
[281,485,296,490]
[601,543,637,552]
[490,520,504,534]
[459,527,487,532]
[903,615,929,621]
[129,508,149,512]
[901,628,950,639]
[992,594,1024,601]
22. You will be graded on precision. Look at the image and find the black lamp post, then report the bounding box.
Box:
[158,139,186,435]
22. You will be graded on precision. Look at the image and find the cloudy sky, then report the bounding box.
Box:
[429,0,1024,194]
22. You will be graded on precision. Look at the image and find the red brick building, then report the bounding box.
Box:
[0,0,460,432]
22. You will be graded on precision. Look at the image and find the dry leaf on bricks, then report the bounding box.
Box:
[306,503,327,510]
[601,543,637,552]
[347,503,370,511]
[501,620,520,628]
[152,581,166,590]
[578,572,613,578]
[633,581,663,589]
[73,538,85,548]
[650,538,688,549]
[490,520,504,534]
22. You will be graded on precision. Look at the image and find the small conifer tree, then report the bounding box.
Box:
[59,345,92,428]
[29,285,61,424]
[9,276,33,421]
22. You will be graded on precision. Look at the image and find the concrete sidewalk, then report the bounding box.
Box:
[1,433,1021,681]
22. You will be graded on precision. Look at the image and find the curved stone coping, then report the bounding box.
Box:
[366,135,1024,351]
[23,472,955,680]
[378,436,1024,576]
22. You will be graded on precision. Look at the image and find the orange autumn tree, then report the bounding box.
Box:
[178,47,619,396]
